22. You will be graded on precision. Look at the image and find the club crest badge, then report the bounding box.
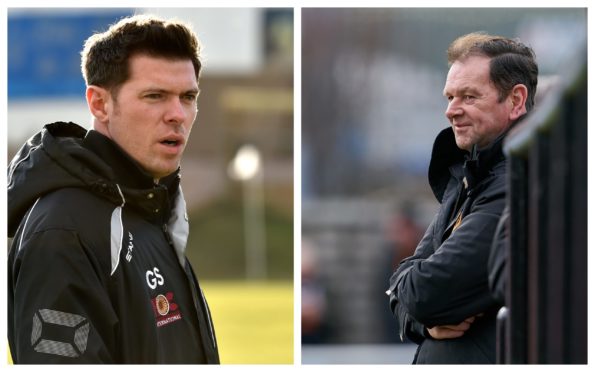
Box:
[150,292,182,327]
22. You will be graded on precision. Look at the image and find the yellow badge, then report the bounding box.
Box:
[156,294,170,316]
[453,211,463,232]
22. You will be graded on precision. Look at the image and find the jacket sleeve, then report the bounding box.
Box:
[392,189,503,328]
[488,206,509,305]
[388,215,437,343]
[10,228,118,363]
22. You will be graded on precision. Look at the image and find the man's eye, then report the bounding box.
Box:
[183,95,197,102]
[463,95,475,102]
[145,93,162,99]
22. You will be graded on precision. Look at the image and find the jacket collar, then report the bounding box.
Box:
[429,127,506,203]
[82,129,181,225]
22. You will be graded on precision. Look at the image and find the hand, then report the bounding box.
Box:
[427,316,476,339]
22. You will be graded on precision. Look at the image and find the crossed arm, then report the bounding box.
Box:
[388,200,502,342]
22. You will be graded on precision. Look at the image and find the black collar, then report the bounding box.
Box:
[83,130,181,224]
[429,127,506,203]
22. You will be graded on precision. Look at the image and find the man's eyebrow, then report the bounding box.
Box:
[141,87,200,95]
[141,88,168,93]
[443,86,480,97]
[183,88,200,95]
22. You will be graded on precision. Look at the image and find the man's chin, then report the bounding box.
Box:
[454,138,473,152]
[149,165,180,182]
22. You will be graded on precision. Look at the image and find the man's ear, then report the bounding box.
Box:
[86,85,110,124]
[508,84,528,122]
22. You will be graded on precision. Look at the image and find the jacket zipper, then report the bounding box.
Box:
[162,224,173,246]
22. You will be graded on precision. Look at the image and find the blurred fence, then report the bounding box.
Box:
[302,199,393,343]
[500,47,587,363]
[301,199,425,363]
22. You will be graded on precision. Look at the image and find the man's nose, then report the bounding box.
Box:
[445,99,463,121]
[165,97,187,125]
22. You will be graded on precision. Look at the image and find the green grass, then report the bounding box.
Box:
[202,280,294,364]
[187,193,293,280]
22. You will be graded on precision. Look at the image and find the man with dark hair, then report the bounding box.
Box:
[8,14,219,363]
[387,32,538,363]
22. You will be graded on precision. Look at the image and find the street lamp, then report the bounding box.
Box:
[228,144,267,280]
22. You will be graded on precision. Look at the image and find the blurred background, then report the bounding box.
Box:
[7,7,293,364]
[301,7,587,364]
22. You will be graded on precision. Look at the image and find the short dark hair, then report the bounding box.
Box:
[447,32,538,112]
[81,14,202,96]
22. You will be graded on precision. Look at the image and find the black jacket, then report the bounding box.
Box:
[8,122,219,364]
[388,127,506,364]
